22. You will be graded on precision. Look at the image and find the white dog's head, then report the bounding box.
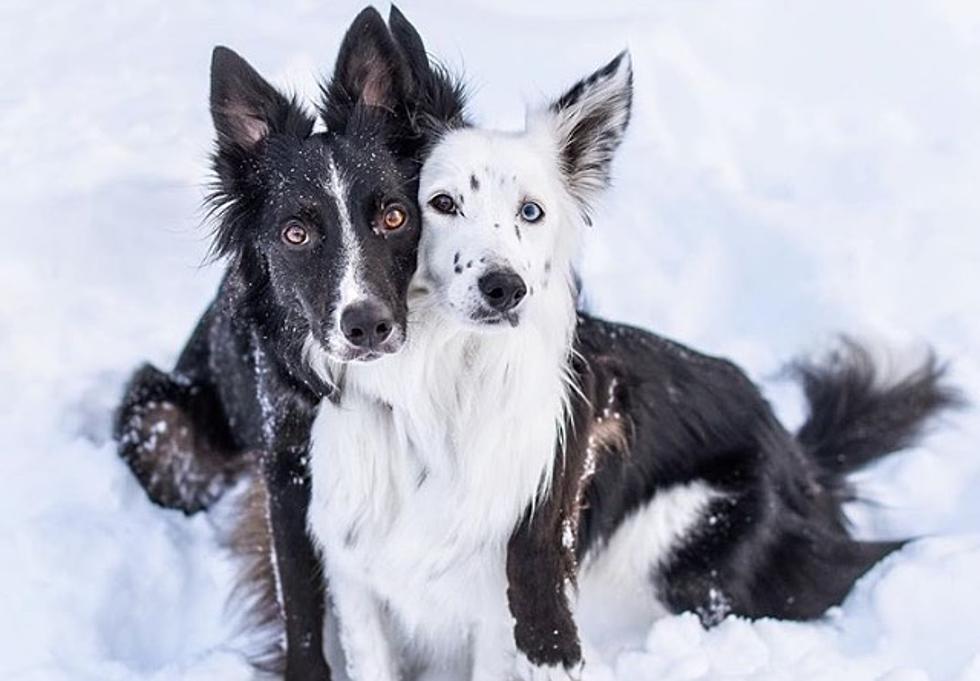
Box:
[415,52,633,330]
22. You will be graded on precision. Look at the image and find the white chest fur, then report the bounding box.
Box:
[306,306,572,672]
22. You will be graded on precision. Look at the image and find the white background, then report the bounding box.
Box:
[1,1,979,679]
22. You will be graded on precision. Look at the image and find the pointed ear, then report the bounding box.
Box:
[331,7,412,113]
[388,5,429,78]
[210,46,313,151]
[386,5,468,139]
[543,51,633,218]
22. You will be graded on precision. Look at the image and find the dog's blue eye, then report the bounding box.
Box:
[519,201,544,223]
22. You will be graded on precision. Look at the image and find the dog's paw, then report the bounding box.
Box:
[514,654,584,681]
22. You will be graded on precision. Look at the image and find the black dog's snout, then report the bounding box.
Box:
[340,301,395,349]
[478,269,527,313]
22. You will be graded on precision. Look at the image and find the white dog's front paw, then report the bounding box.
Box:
[514,654,584,681]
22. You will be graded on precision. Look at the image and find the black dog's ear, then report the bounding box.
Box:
[210,46,314,150]
[322,7,412,128]
[542,51,633,219]
[386,5,468,138]
[388,5,429,79]
[207,48,313,263]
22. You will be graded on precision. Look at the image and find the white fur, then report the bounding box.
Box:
[306,56,635,680]
[302,332,337,393]
[575,481,721,649]
[308,125,583,679]
[326,154,369,358]
[415,128,583,337]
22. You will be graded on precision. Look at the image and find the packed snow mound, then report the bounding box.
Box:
[1,1,979,680]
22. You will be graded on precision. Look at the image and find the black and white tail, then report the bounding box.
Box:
[795,338,962,500]
[787,339,963,605]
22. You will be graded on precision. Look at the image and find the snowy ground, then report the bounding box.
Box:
[2,1,979,680]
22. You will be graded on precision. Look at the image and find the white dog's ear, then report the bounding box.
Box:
[542,51,632,220]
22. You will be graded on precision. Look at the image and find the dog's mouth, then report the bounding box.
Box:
[468,308,520,329]
[323,330,405,364]
[342,339,403,363]
[343,348,384,363]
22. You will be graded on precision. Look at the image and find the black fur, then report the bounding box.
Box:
[114,309,241,513]
[559,317,956,633]
[507,319,957,668]
[114,7,466,680]
[792,338,959,499]
[505,351,607,671]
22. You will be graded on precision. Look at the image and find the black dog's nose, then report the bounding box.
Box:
[478,270,527,313]
[340,301,395,349]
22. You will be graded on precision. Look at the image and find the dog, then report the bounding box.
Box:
[113,7,466,678]
[247,49,956,681]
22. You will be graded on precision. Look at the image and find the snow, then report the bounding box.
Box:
[1,1,979,680]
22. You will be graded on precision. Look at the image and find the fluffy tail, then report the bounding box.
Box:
[743,340,963,620]
[793,338,962,500]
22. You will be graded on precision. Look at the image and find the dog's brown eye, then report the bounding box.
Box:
[429,193,457,215]
[382,205,408,231]
[281,221,309,246]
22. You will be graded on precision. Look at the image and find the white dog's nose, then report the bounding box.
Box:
[478,269,527,312]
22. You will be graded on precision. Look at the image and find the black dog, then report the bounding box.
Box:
[114,7,465,678]
[504,330,960,670]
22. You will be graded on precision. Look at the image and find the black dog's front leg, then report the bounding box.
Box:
[507,506,582,676]
[263,437,331,681]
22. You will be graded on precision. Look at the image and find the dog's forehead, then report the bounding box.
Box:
[421,129,553,193]
[264,133,402,195]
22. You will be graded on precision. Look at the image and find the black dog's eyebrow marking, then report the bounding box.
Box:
[470,174,480,191]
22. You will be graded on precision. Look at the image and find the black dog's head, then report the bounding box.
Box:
[208,7,464,370]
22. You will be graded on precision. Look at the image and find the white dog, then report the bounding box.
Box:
[305,52,633,681]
